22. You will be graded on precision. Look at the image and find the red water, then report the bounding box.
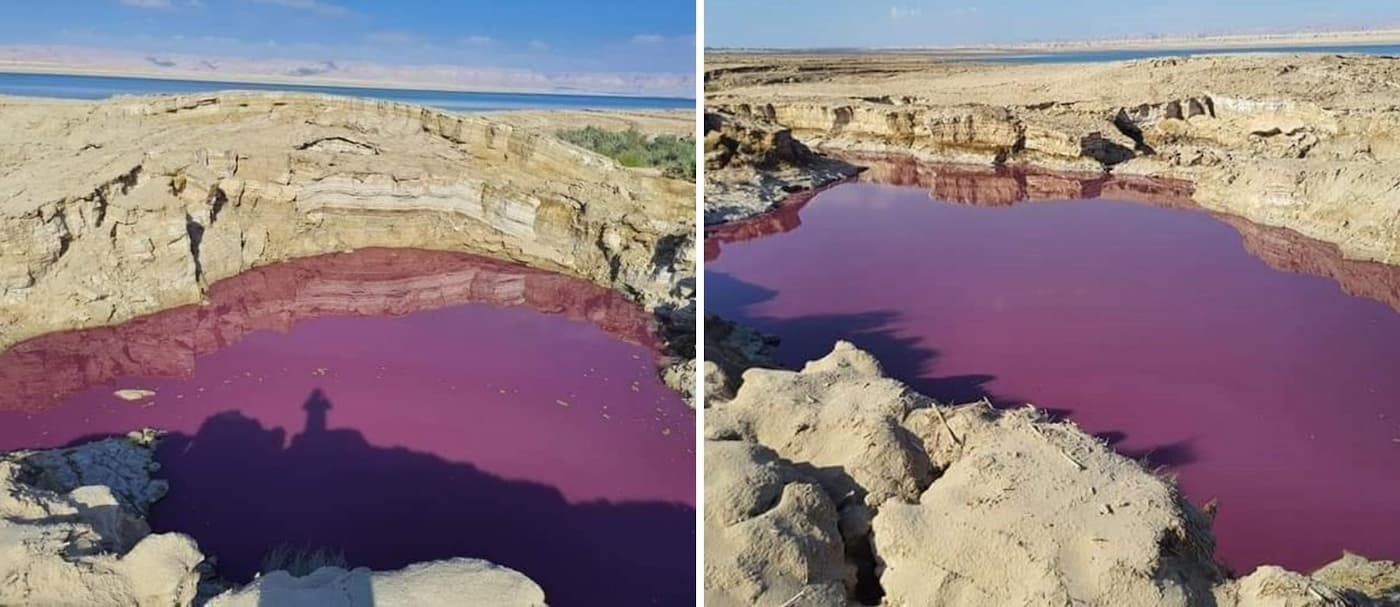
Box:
[706,160,1400,574]
[0,248,694,606]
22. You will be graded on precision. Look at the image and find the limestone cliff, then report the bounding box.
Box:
[0,93,695,356]
[704,111,860,224]
[706,53,1400,265]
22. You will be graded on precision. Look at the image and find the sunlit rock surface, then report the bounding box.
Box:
[703,342,1400,607]
[0,93,694,355]
[706,53,1400,265]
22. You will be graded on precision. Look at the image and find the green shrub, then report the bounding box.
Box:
[558,126,696,182]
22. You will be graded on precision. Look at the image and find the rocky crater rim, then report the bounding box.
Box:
[704,52,1400,266]
[0,91,697,395]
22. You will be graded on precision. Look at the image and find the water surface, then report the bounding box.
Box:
[969,42,1400,63]
[707,159,1400,573]
[0,248,694,606]
[0,71,692,111]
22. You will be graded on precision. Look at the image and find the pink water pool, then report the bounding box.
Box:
[0,248,695,606]
[706,159,1400,574]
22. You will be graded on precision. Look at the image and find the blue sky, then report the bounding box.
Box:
[706,0,1400,48]
[0,0,694,93]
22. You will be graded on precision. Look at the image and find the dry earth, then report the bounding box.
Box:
[704,52,1400,606]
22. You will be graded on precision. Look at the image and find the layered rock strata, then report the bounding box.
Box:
[0,248,659,414]
[0,92,695,357]
[706,53,1400,264]
[704,111,860,224]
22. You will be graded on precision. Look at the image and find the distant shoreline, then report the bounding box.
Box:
[979,28,1400,53]
[0,63,695,102]
[710,28,1400,55]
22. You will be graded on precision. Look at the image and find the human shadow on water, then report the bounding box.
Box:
[150,390,694,606]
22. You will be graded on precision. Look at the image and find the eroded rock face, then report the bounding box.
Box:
[0,433,203,607]
[703,440,853,607]
[701,315,778,402]
[706,53,1400,264]
[0,93,695,356]
[704,111,860,224]
[1312,554,1400,605]
[880,403,1221,606]
[703,339,1400,607]
[0,248,661,414]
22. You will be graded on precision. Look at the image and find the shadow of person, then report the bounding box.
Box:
[151,389,694,606]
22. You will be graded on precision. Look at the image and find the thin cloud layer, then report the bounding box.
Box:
[0,43,694,97]
[0,0,694,97]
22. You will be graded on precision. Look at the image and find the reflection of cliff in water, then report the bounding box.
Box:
[705,152,1400,316]
[845,151,1198,209]
[0,248,660,413]
[703,179,849,261]
[1220,216,1400,315]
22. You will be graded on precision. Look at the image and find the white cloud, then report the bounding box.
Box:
[462,35,493,47]
[250,0,350,18]
[0,43,694,97]
[527,40,549,51]
[120,0,173,8]
[631,34,666,45]
[889,6,923,19]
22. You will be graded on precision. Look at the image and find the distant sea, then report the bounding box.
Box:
[976,42,1400,64]
[0,71,693,112]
